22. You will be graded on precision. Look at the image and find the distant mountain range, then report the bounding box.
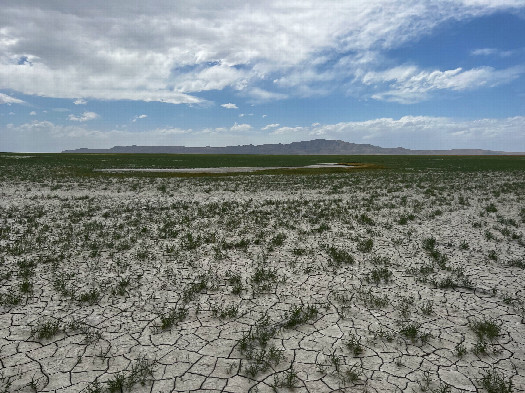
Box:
[62,139,523,155]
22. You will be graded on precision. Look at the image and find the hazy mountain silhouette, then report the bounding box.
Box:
[62,139,522,155]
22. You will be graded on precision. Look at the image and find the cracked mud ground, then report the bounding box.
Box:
[1,165,524,392]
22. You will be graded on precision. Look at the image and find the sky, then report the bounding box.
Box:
[1,1,524,153]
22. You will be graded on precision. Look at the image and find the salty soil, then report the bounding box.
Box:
[1,169,524,392]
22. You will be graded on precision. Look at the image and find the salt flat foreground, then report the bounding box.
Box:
[1,168,524,392]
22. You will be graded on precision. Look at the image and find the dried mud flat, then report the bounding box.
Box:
[1,169,524,392]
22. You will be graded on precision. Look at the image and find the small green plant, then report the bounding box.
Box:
[78,288,100,305]
[357,213,375,225]
[455,342,467,358]
[31,318,61,340]
[282,304,318,328]
[273,365,299,389]
[327,246,354,267]
[485,203,498,213]
[420,300,434,316]
[470,318,501,342]
[506,259,525,269]
[479,368,513,393]
[158,307,188,331]
[473,340,488,355]
[212,304,239,319]
[226,272,243,295]
[422,237,436,252]
[345,333,364,356]
[106,372,127,393]
[270,233,286,247]
[20,279,33,294]
[357,238,373,253]
[251,265,279,292]
[366,267,392,284]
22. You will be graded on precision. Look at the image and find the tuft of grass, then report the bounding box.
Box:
[31,318,61,341]
[485,203,498,213]
[327,246,354,267]
[251,265,279,292]
[226,272,243,295]
[480,368,513,393]
[158,307,188,331]
[357,213,375,225]
[282,304,318,329]
[420,300,434,316]
[366,267,392,284]
[345,333,364,356]
[470,318,501,342]
[77,288,100,305]
[273,365,299,389]
[357,238,373,253]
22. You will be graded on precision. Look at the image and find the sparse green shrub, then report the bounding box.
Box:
[78,288,100,305]
[31,318,61,340]
[158,307,188,331]
[422,237,436,252]
[226,272,243,295]
[366,267,392,284]
[357,238,373,253]
[327,246,354,267]
[251,265,279,292]
[485,203,498,213]
[455,342,467,358]
[282,304,318,328]
[420,300,434,316]
[357,213,374,225]
[271,233,286,247]
[507,259,525,269]
[470,318,501,342]
[273,365,299,389]
[479,368,513,393]
[346,333,364,356]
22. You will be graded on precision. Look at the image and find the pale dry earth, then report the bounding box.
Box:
[1,169,524,392]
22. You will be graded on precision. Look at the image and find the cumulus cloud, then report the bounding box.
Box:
[74,98,87,105]
[2,1,521,104]
[0,93,25,105]
[221,103,238,109]
[230,122,252,132]
[68,111,99,122]
[132,114,148,122]
[262,123,280,130]
[29,111,36,115]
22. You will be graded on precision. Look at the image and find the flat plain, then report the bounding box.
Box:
[1,153,524,392]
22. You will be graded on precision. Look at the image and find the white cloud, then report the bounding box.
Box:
[29,111,36,115]
[68,111,99,122]
[132,114,148,122]
[0,93,24,105]
[74,98,87,105]
[221,103,238,109]
[361,65,524,103]
[247,87,288,103]
[230,122,252,132]
[2,1,520,104]
[262,123,280,130]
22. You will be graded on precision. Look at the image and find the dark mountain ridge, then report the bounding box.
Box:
[62,139,523,155]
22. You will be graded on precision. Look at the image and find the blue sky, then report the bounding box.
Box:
[1,1,524,152]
